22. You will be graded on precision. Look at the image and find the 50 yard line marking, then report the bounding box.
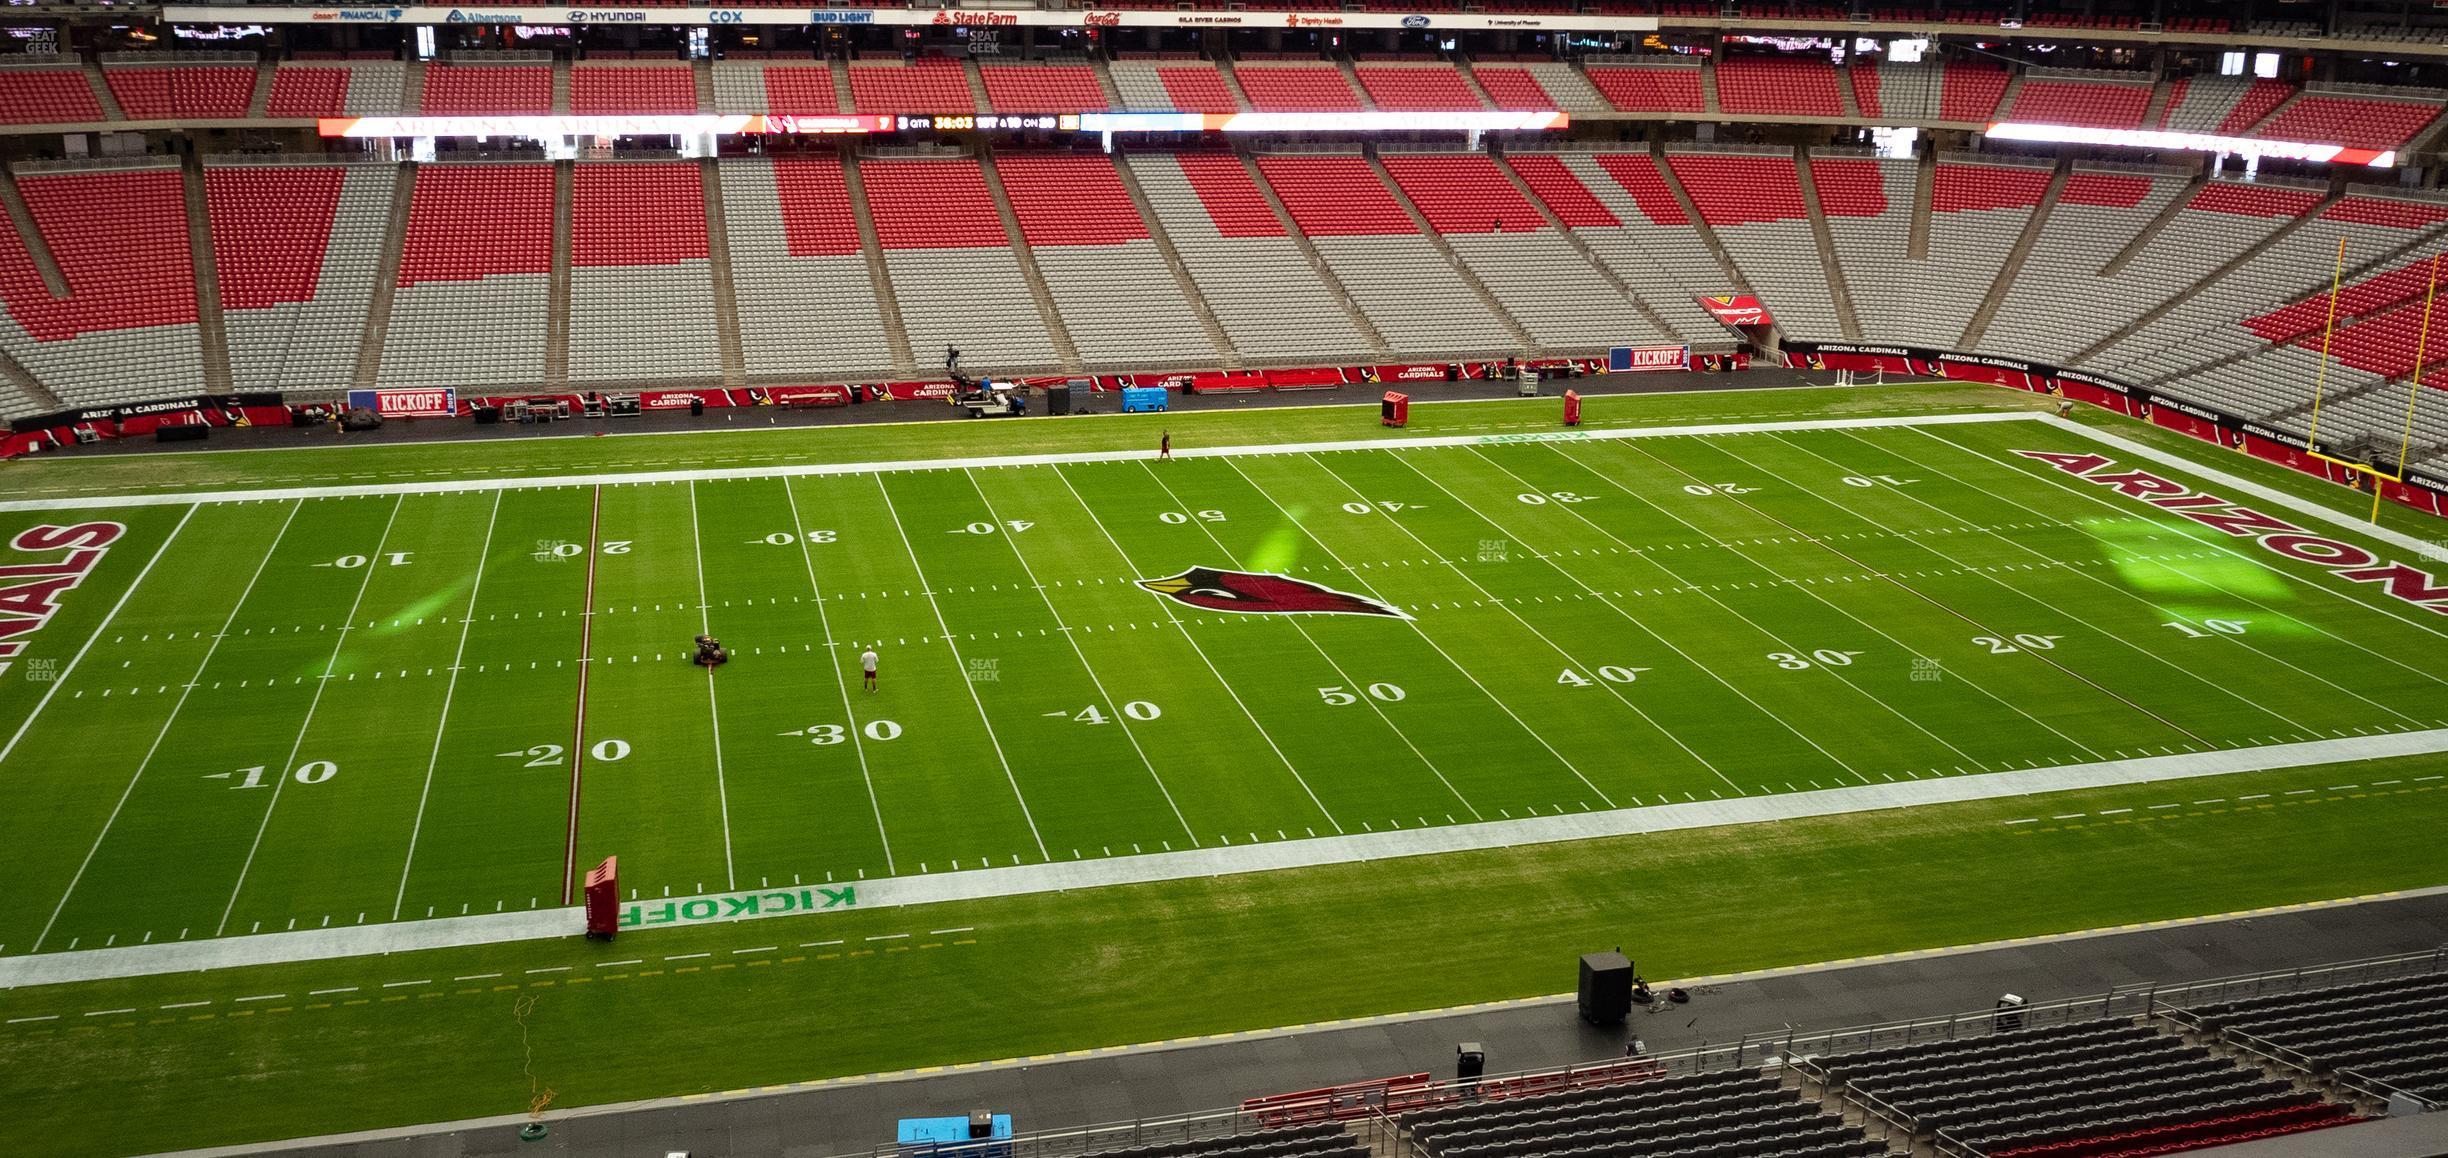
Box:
[0,504,196,767]
[391,490,503,919]
[31,501,298,953]
[218,495,406,936]
[560,485,603,906]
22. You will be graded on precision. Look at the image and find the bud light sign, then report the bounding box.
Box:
[346,387,458,418]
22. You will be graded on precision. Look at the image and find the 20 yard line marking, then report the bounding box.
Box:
[687,481,738,892]
[33,500,305,953]
[560,486,603,905]
[780,478,895,874]
[872,474,1050,861]
[219,495,408,935]
[0,503,197,766]
[392,490,503,918]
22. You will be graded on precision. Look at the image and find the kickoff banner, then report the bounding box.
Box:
[1782,340,2448,520]
[347,387,458,418]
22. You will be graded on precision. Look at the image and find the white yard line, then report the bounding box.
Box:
[10,726,2446,990]
[781,478,895,875]
[0,411,2036,513]
[961,467,1199,846]
[391,491,504,919]
[0,503,196,766]
[1805,428,2421,729]
[29,500,305,953]
[218,495,407,936]
[1042,464,1343,835]
[871,474,1050,861]
[1224,454,1616,808]
[687,481,738,893]
[1132,460,1484,822]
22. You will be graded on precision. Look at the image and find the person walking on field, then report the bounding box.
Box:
[860,645,879,693]
[1160,431,1171,461]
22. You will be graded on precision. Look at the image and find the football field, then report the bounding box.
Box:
[4,408,2447,965]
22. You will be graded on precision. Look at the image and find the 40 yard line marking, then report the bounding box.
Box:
[560,485,603,906]
[392,490,504,919]
[1046,463,1343,835]
[688,480,739,893]
[30,500,299,953]
[873,474,1050,861]
[963,468,1200,847]
[782,478,895,875]
[218,495,407,936]
[0,503,196,767]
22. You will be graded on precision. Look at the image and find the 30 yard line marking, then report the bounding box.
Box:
[1131,460,1483,823]
[1044,464,1342,835]
[781,477,895,874]
[0,503,197,766]
[872,474,1050,861]
[219,495,408,935]
[32,500,303,954]
[688,480,738,892]
[392,490,503,918]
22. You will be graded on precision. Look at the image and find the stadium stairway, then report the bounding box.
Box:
[1488,147,1682,341]
[246,55,275,117]
[839,151,917,379]
[1646,145,1755,316]
[349,161,413,392]
[692,57,716,116]
[551,54,571,115]
[398,56,426,114]
[79,57,122,122]
[546,158,572,390]
[1089,56,1126,110]
[1453,57,1500,112]
[1336,56,1376,110]
[1107,148,1242,368]
[1364,148,1537,354]
[699,156,747,389]
[1214,57,1258,113]
[2234,86,2301,137]
[2067,188,2340,366]
[976,150,1084,373]
[1236,148,1391,358]
[830,59,855,117]
[2140,75,2177,131]
[2098,173,2208,277]
[0,168,66,299]
[180,151,234,396]
[963,57,994,115]
[1793,146,1863,341]
[1906,149,1935,260]
[1957,161,2069,351]
[1833,57,1862,118]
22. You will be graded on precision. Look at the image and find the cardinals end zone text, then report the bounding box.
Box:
[0,522,125,676]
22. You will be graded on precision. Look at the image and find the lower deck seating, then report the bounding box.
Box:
[209,163,395,393]
[2177,971,2448,1103]
[1126,151,1371,362]
[0,164,205,407]
[1811,1019,2360,1157]
[720,156,894,380]
[1405,1069,1882,1158]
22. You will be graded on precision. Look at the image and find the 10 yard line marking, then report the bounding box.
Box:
[0,503,197,766]
[219,495,408,936]
[32,500,304,954]
[392,490,503,919]
[781,477,895,874]
[687,480,738,893]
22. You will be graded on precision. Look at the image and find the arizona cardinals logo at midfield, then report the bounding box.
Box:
[1137,568,1412,620]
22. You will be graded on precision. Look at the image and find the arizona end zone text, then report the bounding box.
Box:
[0,522,124,675]
[2017,450,2448,612]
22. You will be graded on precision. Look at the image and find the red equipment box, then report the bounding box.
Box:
[1381,392,1409,427]
[584,856,619,940]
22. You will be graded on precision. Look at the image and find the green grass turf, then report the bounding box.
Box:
[3,383,2448,1154]
[3,752,2445,1156]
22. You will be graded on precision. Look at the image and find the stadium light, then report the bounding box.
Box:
[1984,121,2397,168]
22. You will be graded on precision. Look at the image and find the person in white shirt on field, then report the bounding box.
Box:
[860,646,879,693]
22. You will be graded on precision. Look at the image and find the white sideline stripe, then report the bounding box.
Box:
[0,411,2033,513]
[4,726,2445,990]
[2037,414,2448,564]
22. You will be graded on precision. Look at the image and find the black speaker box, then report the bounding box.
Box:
[1578,951,1633,1025]
[156,422,208,443]
[472,406,503,425]
[1045,384,1072,417]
